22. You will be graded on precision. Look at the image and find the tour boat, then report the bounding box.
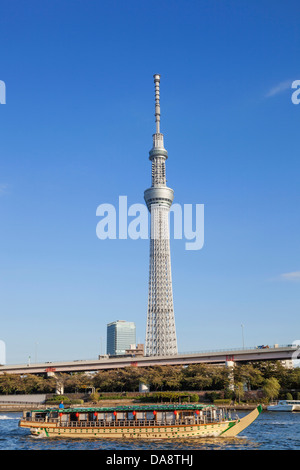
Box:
[267,400,300,412]
[19,403,262,439]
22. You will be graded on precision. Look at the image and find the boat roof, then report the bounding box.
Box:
[279,400,300,403]
[33,403,216,413]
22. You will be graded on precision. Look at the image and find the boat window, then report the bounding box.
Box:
[165,412,175,423]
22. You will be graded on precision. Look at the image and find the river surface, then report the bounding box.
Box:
[0,411,299,450]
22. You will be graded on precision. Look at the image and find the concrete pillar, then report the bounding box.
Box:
[47,371,64,395]
[225,359,235,391]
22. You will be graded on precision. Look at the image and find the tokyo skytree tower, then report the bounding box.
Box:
[144,74,178,356]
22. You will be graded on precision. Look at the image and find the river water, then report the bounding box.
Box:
[0,411,299,450]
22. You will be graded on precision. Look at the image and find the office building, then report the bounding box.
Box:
[106,320,136,356]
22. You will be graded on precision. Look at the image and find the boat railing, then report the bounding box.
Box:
[23,416,216,427]
[23,416,220,427]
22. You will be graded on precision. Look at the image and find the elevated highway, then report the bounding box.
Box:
[0,344,297,375]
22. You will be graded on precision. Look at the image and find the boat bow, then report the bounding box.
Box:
[220,405,262,437]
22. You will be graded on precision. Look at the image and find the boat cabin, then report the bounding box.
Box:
[22,404,229,427]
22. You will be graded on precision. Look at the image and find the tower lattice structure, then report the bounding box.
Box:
[144,74,178,356]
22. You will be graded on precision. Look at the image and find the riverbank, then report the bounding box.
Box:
[0,399,268,412]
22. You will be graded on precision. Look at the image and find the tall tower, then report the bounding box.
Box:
[144,74,178,356]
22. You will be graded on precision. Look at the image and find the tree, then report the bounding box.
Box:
[183,373,212,391]
[280,367,300,390]
[64,373,93,393]
[234,382,245,403]
[0,374,23,394]
[162,366,183,391]
[139,367,165,391]
[93,370,118,392]
[22,374,53,394]
[263,377,280,402]
[233,364,263,390]
[121,367,143,391]
[252,361,287,383]
[211,366,231,390]
[182,364,213,391]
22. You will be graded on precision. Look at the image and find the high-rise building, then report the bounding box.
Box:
[144,74,178,356]
[106,320,136,356]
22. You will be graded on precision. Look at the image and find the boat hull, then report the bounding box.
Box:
[20,421,230,439]
[267,404,300,412]
[19,406,262,439]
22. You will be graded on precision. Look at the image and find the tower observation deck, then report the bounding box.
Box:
[144,74,178,356]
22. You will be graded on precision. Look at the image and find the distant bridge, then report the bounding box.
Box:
[0,344,297,375]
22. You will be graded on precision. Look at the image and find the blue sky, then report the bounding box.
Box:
[0,0,299,364]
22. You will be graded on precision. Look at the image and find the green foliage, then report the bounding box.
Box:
[252,361,300,390]
[233,364,263,391]
[46,395,83,405]
[0,362,298,400]
[234,382,245,403]
[205,391,221,402]
[0,374,23,394]
[286,392,293,400]
[189,394,199,402]
[46,395,71,404]
[87,392,100,402]
[138,391,193,403]
[262,377,281,402]
[224,388,234,399]
[98,394,130,400]
[213,399,231,405]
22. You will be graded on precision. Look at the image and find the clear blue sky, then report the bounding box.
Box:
[0,1,299,364]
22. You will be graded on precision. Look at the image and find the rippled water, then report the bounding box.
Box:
[0,411,299,450]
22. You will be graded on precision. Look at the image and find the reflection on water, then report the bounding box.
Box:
[0,411,299,450]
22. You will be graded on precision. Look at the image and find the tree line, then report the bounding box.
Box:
[0,361,299,398]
